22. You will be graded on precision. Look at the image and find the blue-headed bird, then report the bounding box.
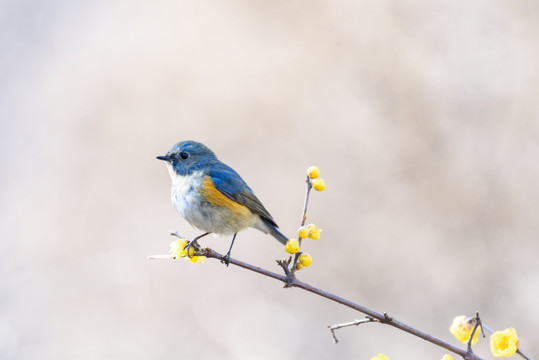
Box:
[157,140,288,264]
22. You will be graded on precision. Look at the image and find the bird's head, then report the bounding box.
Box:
[157,140,217,176]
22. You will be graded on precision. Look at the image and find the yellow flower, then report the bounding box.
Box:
[298,226,310,239]
[307,166,320,179]
[441,355,454,360]
[285,239,300,254]
[299,253,312,267]
[295,262,304,271]
[306,223,321,240]
[312,178,326,191]
[449,316,480,345]
[490,328,519,357]
[169,239,205,263]
[370,354,389,360]
[187,253,205,263]
[169,239,188,258]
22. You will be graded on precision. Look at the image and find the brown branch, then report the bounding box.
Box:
[200,248,485,360]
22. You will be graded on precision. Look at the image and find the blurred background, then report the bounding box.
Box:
[1,0,538,359]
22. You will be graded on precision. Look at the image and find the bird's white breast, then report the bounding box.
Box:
[166,164,204,222]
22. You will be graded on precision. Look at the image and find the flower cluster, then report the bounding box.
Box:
[285,232,314,269]
[298,223,321,240]
[169,238,205,263]
[307,166,326,191]
[449,316,520,358]
[283,166,326,270]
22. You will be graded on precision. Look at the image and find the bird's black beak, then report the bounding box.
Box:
[156,155,170,162]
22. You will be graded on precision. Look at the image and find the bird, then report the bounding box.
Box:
[157,140,288,264]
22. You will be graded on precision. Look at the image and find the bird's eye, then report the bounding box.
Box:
[179,152,189,160]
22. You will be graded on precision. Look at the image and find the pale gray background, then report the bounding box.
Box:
[1,1,538,359]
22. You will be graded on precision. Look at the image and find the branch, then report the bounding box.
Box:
[197,248,485,360]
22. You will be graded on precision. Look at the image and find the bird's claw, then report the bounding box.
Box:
[220,252,231,266]
[185,239,201,258]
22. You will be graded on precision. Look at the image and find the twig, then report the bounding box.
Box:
[290,177,313,273]
[300,176,312,227]
[276,257,296,286]
[467,312,483,353]
[516,348,534,360]
[328,317,378,344]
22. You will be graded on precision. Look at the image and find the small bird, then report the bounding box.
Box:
[157,140,288,264]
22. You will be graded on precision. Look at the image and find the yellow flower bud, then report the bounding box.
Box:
[298,226,310,239]
[490,328,519,357]
[295,263,304,271]
[449,316,480,345]
[441,355,454,360]
[370,354,389,360]
[307,166,320,179]
[299,253,312,267]
[285,239,300,254]
[312,178,326,191]
[307,223,321,240]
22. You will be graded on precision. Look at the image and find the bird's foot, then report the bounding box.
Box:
[220,251,231,266]
[185,239,201,258]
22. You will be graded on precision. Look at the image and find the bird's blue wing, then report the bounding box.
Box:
[207,163,277,226]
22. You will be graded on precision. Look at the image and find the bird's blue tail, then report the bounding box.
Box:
[260,217,289,245]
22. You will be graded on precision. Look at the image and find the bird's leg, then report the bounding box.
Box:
[185,232,210,257]
[221,233,237,266]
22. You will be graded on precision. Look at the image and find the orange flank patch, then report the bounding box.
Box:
[199,176,251,217]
